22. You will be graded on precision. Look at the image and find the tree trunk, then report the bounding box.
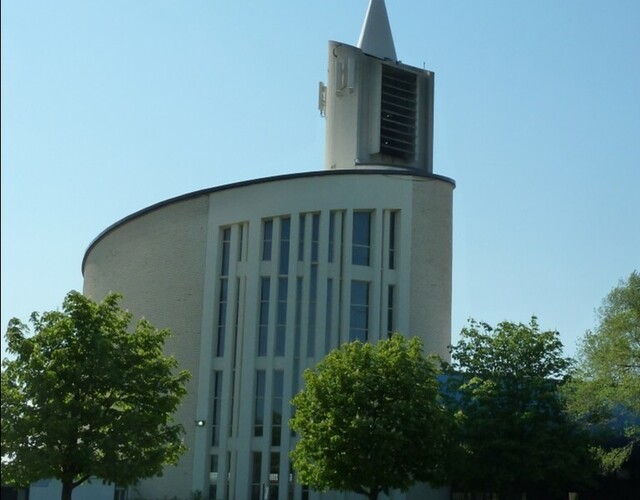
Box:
[61,481,74,500]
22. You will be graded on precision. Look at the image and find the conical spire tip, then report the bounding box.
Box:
[357,0,397,61]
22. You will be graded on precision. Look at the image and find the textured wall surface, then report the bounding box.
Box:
[82,171,453,500]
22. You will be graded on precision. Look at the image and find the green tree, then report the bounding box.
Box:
[290,334,450,500]
[442,317,595,499]
[1,291,190,500]
[566,271,640,472]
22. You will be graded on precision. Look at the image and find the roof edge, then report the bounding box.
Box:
[81,169,455,274]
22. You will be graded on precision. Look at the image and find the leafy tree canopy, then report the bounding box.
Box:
[1,291,190,500]
[566,271,640,471]
[442,317,596,498]
[290,334,450,500]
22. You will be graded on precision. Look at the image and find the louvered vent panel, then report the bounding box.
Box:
[380,66,417,159]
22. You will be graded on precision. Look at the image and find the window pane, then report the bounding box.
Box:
[353,212,371,246]
[221,227,231,275]
[352,211,371,266]
[350,281,369,342]
[311,214,320,262]
[269,452,280,499]
[307,265,317,357]
[238,223,245,262]
[328,212,336,263]
[298,214,306,261]
[388,211,397,269]
[275,278,288,356]
[212,372,223,446]
[325,279,333,353]
[262,220,273,261]
[271,371,284,446]
[251,452,262,500]
[258,277,270,356]
[254,371,266,436]
[209,454,219,499]
[279,217,291,274]
[387,285,395,337]
[295,277,302,358]
[216,278,228,357]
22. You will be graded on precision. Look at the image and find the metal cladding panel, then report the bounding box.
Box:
[324,41,434,173]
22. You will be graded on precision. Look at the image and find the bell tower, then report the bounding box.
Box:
[321,0,435,173]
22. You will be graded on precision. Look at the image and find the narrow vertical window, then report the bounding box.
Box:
[279,217,291,274]
[328,211,336,263]
[251,452,262,500]
[293,277,302,413]
[311,213,320,263]
[350,281,370,342]
[275,278,288,356]
[233,278,241,359]
[269,452,281,498]
[254,371,266,437]
[387,285,395,337]
[216,279,228,357]
[238,223,246,262]
[388,211,397,269]
[294,277,303,359]
[225,452,232,500]
[307,213,320,357]
[325,279,333,354]
[307,265,317,358]
[258,277,270,357]
[298,214,306,261]
[210,455,219,499]
[271,371,284,446]
[217,228,231,357]
[287,462,295,500]
[228,365,235,438]
[352,211,371,266]
[221,228,231,275]
[262,219,273,261]
[211,371,223,446]
[229,278,241,436]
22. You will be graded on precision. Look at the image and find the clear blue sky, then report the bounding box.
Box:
[2,0,639,361]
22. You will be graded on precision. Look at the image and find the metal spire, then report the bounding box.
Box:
[356,0,397,61]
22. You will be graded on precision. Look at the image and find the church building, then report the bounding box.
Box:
[82,1,455,498]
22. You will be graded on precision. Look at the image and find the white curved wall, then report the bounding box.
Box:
[83,196,209,499]
[82,170,453,500]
